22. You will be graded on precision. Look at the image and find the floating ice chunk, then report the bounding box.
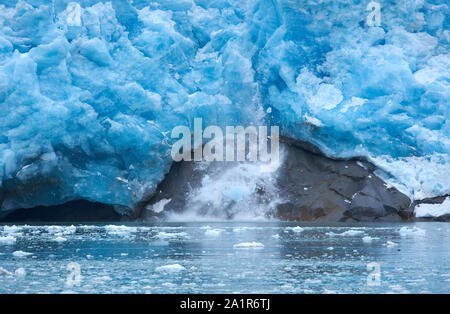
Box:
[340,230,365,236]
[414,198,450,218]
[399,227,426,237]
[204,229,224,237]
[305,279,322,284]
[362,236,378,243]
[233,227,248,232]
[3,225,22,234]
[327,230,364,237]
[54,236,67,243]
[14,268,26,277]
[105,225,137,237]
[0,267,12,277]
[47,225,76,235]
[155,264,185,273]
[0,235,16,245]
[155,232,188,239]
[63,226,77,235]
[47,226,63,234]
[290,226,304,233]
[13,251,33,258]
[384,241,398,247]
[233,242,264,249]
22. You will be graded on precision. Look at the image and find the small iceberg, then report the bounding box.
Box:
[290,226,304,233]
[326,229,364,237]
[155,232,188,239]
[12,251,33,258]
[15,268,27,277]
[233,242,265,249]
[362,236,378,243]
[0,235,17,245]
[0,267,13,277]
[384,241,398,247]
[204,229,224,237]
[53,236,67,243]
[156,264,186,273]
[398,227,426,237]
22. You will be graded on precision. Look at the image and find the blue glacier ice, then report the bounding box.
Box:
[0,0,448,215]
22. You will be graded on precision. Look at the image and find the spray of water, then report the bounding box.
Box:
[166,146,286,221]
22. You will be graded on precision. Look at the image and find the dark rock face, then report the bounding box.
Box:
[274,138,411,222]
[142,138,413,222]
[139,160,206,220]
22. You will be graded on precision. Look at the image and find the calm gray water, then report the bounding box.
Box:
[0,222,449,293]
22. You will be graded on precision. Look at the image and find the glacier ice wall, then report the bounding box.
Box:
[0,0,448,214]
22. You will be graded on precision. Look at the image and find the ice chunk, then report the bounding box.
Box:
[0,235,16,245]
[105,225,137,237]
[384,241,398,247]
[3,225,22,234]
[15,268,27,277]
[147,198,171,214]
[327,230,364,237]
[155,264,185,273]
[204,229,224,237]
[12,251,33,258]
[53,236,67,243]
[399,227,426,237]
[290,226,304,233]
[233,242,264,249]
[0,267,12,277]
[362,236,378,243]
[155,231,188,239]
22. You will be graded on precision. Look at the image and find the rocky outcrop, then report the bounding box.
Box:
[274,138,411,222]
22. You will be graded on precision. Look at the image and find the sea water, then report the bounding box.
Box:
[0,222,449,294]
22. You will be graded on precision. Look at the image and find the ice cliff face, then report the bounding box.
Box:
[0,0,448,214]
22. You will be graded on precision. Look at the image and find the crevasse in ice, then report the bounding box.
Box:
[0,0,448,213]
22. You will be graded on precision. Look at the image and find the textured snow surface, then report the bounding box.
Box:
[0,0,448,214]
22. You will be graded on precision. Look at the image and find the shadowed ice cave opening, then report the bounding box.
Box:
[0,199,121,222]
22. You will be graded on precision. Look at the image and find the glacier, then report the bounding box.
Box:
[0,0,448,215]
